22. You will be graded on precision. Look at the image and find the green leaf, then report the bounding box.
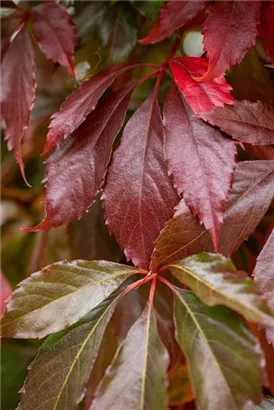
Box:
[92,303,169,410]
[130,0,164,21]
[169,253,274,327]
[174,288,264,410]
[1,260,143,338]
[18,291,120,410]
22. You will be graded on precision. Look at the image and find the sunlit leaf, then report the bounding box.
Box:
[1,260,143,338]
[169,253,274,326]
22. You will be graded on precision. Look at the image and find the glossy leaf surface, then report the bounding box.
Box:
[1,261,142,338]
[1,26,36,181]
[26,86,134,231]
[31,1,77,77]
[92,303,169,410]
[170,57,233,114]
[201,101,274,145]
[44,64,135,153]
[174,288,263,410]
[140,1,206,44]
[151,160,274,270]
[164,84,235,249]
[18,292,120,410]
[103,93,178,269]
[199,0,260,81]
[169,253,274,326]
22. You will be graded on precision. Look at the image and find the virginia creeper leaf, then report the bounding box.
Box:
[26,85,135,231]
[169,253,274,327]
[259,2,274,61]
[17,291,121,410]
[170,57,233,114]
[254,229,274,344]
[0,271,12,317]
[174,288,263,410]
[130,0,164,21]
[139,1,206,44]
[200,101,274,145]
[1,26,36,183]
[30,1,77,77]
[44,64,136,154]
[197,0,261,81]
[103,93,178,269]
[164,84,235,249]
[168,365,194,406]
[92,303,169,410]
[1,260,143,338]
[151,160,274,270]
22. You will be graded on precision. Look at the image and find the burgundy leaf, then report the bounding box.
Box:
[1,26,36,184]
[170,57,233,114]
[103,93,178,269]
[151,160,274,271]
[139,1,206,45]
[30,1,77,77]
[44,64,136,154]
[200,101,274,145]
[254,229,274,344]
[197,0,261,81]
[25,85,135,232]
[259,1,274,61]
[164,84,235,250]
[0,271,12,317]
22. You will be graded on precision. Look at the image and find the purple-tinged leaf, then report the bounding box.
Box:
[151,160,274,270]
[164,84,235,250]
[26,85,135,232]
[200,101,274,145]
[31,1,77,77]
[103,93,179,269]
[44,64,136,154]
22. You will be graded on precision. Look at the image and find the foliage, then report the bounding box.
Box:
[1,1,274,409]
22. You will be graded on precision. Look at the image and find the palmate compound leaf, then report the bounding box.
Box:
[200,101,274,145]
[170,57,233,115]
[150,160,274,271]
[18,289,122,410]
[103,92,179,269]
[196,0,261,81]
[164,83,236,250]
[1,25,36,183]
[1,260,143,338]
[254,229,274,344]
[168,253,274,327]
[43,64,137,154]
[25,85,135,231]
[139,1,207,44]
[91,302,169,410]
[174,288,264,410]
[259,1,274,61]
[30,1,77,77]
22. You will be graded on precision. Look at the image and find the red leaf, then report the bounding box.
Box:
[103,93,178,269]
[164,84,235,249]
[25,85,135,232]
[151,160,274,271]
[197,0,260,81]
[254,229,274,344]
[1,26,36,184]
[259,1,274,61]
[170,57,233,114]
[200,101,274,145]
[30,1,77,77]
[139,1,206,45]
[44,64,135,154]
[0,271,12,317]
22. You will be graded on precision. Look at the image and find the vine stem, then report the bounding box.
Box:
[148,275,157,306]
[121,273,156,298]
[157,275,176,294]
